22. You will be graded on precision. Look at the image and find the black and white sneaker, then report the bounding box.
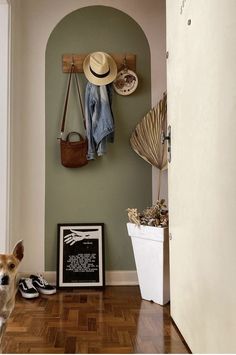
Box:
[19,278,39,299]
[30,274,56,295]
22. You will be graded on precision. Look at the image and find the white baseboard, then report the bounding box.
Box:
[19,270,139,286]
[105,270,138,286]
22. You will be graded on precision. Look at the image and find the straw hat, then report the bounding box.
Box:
[83,51,117,86]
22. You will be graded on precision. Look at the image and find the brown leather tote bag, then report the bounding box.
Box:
[59,64,88,168]
[61,132,88,168]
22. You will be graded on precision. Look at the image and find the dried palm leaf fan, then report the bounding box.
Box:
[130,92,167,199]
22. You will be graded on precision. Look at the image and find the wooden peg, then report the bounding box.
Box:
[62,53,136,73]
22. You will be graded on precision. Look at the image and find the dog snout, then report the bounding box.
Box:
[0,275,9,285]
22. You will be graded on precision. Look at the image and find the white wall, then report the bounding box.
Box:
[10,0,166,272]
[167,0,236,352]
[0,0,10,252]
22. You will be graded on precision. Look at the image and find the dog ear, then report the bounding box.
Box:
[12,240,24,261]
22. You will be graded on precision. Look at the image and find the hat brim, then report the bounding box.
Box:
[83,52,117,86]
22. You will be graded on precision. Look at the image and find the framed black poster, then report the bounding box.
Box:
[57,223,105,288]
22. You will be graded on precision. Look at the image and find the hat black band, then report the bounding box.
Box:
[89,66,110,78]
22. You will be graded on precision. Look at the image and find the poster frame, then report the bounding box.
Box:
[57,223,105,289]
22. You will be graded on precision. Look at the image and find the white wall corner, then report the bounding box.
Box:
[152,167,168,205]
[0,0,10,252]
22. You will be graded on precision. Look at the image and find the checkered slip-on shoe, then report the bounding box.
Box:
[19,278,39,299]
[30,274,56,295]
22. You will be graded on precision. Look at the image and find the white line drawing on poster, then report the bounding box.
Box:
[64,229,99,245]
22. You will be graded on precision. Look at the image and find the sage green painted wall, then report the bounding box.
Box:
[45,6,151,271]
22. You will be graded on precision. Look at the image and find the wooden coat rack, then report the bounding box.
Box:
[62,53,136,73]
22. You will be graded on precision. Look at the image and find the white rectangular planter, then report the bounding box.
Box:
[127,223,170,305]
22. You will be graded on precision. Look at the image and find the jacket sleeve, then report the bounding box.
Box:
[85,83,96,160]
[95,85,115,157]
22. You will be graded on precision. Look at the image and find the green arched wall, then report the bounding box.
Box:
[45,5,151,271]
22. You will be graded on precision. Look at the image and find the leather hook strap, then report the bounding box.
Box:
[74,71,86,130]
[60,64,73,134]
[60,64,86,135]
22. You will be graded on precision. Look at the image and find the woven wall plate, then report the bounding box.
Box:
[113,69,138,96]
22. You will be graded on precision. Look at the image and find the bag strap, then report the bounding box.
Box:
[60,64,74,135]
[60,64,86,136]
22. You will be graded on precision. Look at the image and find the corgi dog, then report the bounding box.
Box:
[0,240,24,346]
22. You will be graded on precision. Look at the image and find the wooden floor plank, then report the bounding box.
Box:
[2,286,190,354]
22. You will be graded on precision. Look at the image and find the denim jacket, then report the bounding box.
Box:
[85,83,114,160]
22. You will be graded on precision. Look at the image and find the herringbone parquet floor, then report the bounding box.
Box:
[2,286,190,354]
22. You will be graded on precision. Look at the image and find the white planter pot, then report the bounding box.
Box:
[127,222,170,305]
